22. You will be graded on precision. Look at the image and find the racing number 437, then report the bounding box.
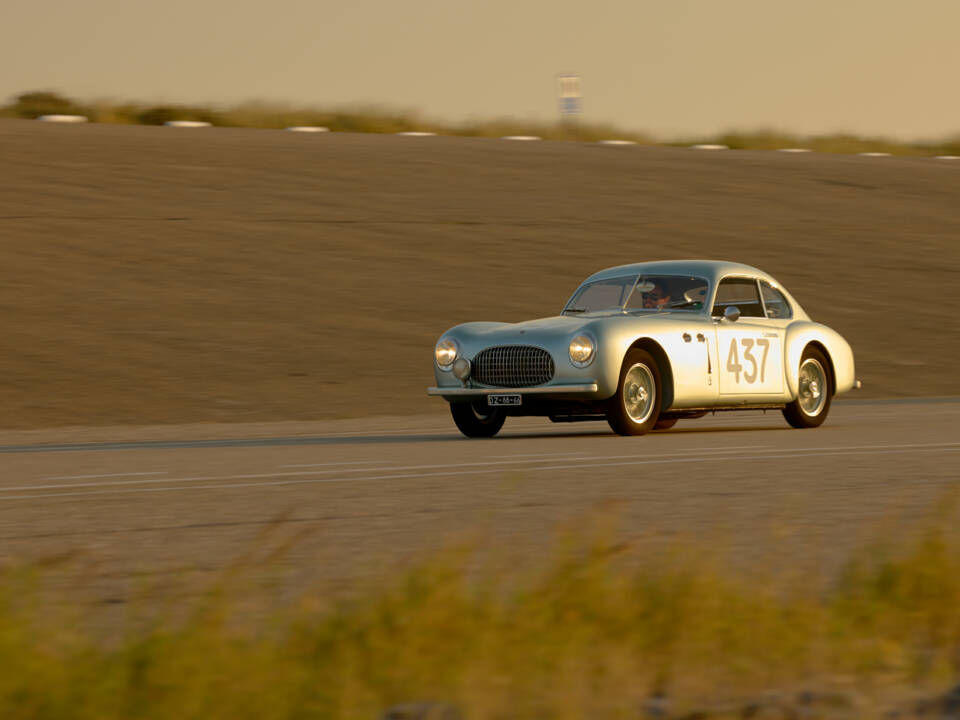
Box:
[726,337,770,384]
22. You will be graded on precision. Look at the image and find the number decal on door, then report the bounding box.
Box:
[727,337,771,385]
[757,338,770,382]
[741,338,757,383]
[726,339,742,383]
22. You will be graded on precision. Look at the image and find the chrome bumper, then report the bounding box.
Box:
[427,383,598,397]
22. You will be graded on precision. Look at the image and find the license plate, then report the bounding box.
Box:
[488,394,522,407]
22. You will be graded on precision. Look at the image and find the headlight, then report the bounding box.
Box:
[569,334,596,368]
[435,338,459,370]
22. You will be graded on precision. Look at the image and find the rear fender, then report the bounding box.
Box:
[784,322,856,397]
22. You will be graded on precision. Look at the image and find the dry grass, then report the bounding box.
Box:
[3,505,960,719]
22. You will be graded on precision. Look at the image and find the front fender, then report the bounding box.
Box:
[590,325,680,405]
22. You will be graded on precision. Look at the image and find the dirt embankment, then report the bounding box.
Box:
[1,120,958,429]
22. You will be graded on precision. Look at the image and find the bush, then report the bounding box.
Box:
[4,90,84,118]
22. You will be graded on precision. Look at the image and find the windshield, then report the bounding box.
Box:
[563,276,636,313]
[564,274,710,314]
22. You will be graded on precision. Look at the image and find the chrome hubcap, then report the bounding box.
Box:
[623,363,655,424]
[798,358,827,416]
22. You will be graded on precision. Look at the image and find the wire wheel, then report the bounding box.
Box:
[797,357,828,417]
[606,348,662,436]
[783,346,833,429]
[623,363,656,424]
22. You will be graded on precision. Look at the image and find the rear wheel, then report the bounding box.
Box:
[606,349,662,436]
[450,401,506,438]
[783,346,833,429]
[653,418,678,431]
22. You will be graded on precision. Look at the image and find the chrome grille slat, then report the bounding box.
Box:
[473,345,555,387]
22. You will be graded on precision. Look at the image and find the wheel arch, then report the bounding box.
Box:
[784,321,851,398]
[626,337,675,411]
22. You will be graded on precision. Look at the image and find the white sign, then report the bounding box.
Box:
[557,74,582,116]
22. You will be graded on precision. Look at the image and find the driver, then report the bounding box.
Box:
[642,281,671,309]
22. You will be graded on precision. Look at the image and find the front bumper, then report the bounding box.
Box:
[427,383,599,397]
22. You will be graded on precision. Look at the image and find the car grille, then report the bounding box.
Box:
[473,345,555,388]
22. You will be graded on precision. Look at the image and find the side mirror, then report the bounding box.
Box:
[723,306,741,323]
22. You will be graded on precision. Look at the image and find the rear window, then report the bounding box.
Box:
[760,281,793,319]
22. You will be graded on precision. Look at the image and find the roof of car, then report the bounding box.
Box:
[583,260,779,286]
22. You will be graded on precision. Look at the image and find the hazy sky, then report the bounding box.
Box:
[3,0,959,138]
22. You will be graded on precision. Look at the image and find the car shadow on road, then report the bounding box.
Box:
[655,425,789,435]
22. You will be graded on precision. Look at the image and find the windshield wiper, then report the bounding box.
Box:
[564,307,588,313]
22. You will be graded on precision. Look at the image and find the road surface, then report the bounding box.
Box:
[1,399,957,608]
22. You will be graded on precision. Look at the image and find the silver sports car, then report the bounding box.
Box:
[428,260,860,437]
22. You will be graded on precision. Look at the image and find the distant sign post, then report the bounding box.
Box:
[557,74,582,118]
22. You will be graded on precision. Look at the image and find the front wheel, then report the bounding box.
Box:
[782,347,833,429]
[450,401,506,438]
[606,349,662,436]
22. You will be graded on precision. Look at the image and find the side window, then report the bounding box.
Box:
[760,281,793,319]
[712,278,764,317]
[624,275,709,311]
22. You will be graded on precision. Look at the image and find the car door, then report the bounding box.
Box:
[711,277,786,398]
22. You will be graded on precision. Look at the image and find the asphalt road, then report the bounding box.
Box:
[2,398,958,608]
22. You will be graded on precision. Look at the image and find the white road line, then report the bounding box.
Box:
[532,444,960,473]
[279,461,386,468]
[4,445,769,493]
[303,425,453,437]
[2,424,455,449]
[2,444,958,502]
[488,451,586,459]
[43,471,169,480]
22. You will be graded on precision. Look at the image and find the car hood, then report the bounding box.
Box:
[447,311,677,344]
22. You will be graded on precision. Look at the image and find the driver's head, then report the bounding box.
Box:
[643,282,670,309]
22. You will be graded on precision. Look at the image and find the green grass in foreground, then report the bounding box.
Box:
[3,505,960,720]
[4,90,959,156]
